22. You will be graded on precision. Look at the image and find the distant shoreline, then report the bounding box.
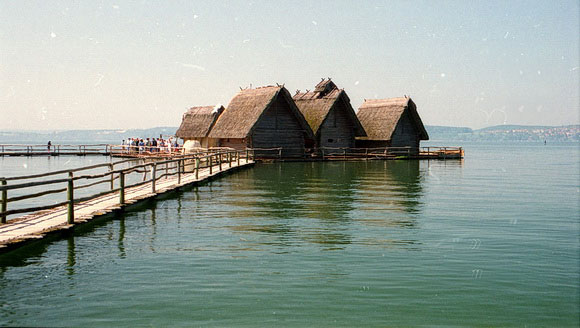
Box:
[0,124,578,143]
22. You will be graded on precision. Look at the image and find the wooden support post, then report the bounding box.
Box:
[1,179,7,224]
[218,153,222,171]
[237,151,240,166]
[195,158,200,179]
[151,164,157,193]
[67,172,74,224]
[209,156,213,174]
[109,164,114,190]
[119,171,125,205]
[279,148,282,159]
[228,152,232,168]
[246,149,249,162]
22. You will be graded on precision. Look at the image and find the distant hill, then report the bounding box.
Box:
[426,124,579,142]
[424,125,474,140]
[0,125,578,144]
[0,127,178,144]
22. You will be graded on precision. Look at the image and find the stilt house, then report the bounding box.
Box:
[355,97,429,154]
[293,79,366,149]
[175,105,224,148]
[207,85,314,158]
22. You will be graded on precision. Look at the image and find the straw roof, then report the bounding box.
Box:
[175,105,224,139]
[208,86,314,139]
[356,97,429,140]
[293,80,366,137]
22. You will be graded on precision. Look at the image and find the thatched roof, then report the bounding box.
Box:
[356,97,429,140]
[293,80,366,137]
[175,105,224,139]
[208,86,314,139]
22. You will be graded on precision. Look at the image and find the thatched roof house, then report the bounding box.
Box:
[356,97,429,153]
[208,85,314,158]
[175,105,224,148]
[293,79,366,149]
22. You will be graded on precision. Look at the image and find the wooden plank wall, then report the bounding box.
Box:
[251,95,305,157]
[318,102,356,149]
[390,110,420,154]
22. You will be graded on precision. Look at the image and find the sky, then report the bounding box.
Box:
[0,0,578,131]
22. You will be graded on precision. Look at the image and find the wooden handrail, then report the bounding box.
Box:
[0,149,248,223]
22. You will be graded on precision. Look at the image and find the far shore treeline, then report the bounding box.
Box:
[0,125,578,144]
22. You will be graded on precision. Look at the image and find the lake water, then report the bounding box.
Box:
[0,142,578,327]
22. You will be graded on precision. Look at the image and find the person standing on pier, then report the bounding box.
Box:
[47,141,51,153]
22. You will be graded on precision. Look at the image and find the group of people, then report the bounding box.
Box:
[122,137,180,154]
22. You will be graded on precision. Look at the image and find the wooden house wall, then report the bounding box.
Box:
[318,102,356,149]
[182,137,220,149]
[355,139,390,148]
[250,96,305,158]
[390,110,420,154]
[219,138,246,151]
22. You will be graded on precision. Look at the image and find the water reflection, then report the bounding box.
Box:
[66,237,75,276]
[224,161,425,250]
[118,217,126,259]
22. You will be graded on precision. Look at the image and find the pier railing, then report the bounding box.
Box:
[319,146,413,159]
[245,146,415,159]
[0,149,254,224]
[0,144,113,156]
[420,146,464,159]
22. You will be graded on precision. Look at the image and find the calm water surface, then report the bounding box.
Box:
[0,143,578,327]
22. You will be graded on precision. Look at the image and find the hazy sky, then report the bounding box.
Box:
[1,0,578,130]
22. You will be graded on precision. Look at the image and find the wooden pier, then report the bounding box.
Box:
[0,149,254,253]
[1,144,463,160]
[0,144,114,156]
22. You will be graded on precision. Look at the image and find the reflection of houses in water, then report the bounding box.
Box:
[220,161,425,250]
[221,162,359,249]
[356,160,424,229]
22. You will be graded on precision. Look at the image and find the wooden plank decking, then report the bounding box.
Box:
[0,157,253,253]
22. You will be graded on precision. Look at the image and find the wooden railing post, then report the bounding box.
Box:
[246,149,249,162]
[218,153,222,172]
[237,151,241,166]
[209,156,213,174]
[278,148,282,159]
[109,164,114,190]
[67,172,74,224]
[195,158,200,179]
[1,179,7,224]
[151,163,157,193]
[228,152,232,168]
[119,171,125,205]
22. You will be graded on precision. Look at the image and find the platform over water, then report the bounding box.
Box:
[0,151,253,253]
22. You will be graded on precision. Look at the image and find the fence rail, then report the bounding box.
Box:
[0,149,254,224]
[0,144,114,156]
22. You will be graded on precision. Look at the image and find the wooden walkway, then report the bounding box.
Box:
[0,151,253,253]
